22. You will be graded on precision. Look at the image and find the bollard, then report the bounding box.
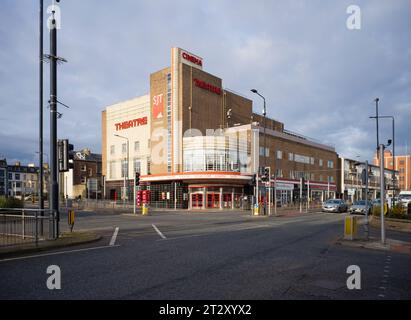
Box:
[344,215,358,240]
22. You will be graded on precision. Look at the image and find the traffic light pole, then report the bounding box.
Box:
[365,160,369,240]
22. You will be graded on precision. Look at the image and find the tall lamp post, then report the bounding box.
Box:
[370,115,396,204]
[114,134,129,205]
[251,89,267,215]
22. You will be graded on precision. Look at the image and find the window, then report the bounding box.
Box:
[310,157,315,165]
[319,159,323,166]
[288,153,294,161]
[109,161,115,179]
[89,168,93,176]
[0,170,4,178]
[8,173,12,180]
[110,145,115,155]
[275,169,283,178]
[400,160,405,165]
[294,154,310,164]
[289,170,294,179]
[147,157,151,175]
[328,176,334,183]
[259,147,269,157]
[15,173,20,180]
[319,175,323,181]
[81,176,86,184]
[16,182,21,188]
[277,150,283,160]
[134,141,140,153]
[122,143,127,154]
[327,160,334,169]
[81,165,86,172]
[134,159,141,174]
[121,160,128,178]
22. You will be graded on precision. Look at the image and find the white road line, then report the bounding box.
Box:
[378,294,385,298]
[109,227,120,246]
[152,224,167,240]
[0,245,120,263]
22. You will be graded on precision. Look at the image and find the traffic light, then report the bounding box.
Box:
[58,139,74,172]
[251,174,257,186]
[261,167,270,182]
[135,172,140,186]
[361,169,367,185]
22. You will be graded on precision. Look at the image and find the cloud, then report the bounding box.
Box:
[0,0,410,166]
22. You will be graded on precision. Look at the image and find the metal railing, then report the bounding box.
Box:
[0,208,53,247]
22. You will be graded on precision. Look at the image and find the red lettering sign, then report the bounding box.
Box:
[193,79,222,95]
[182,52,203,67]
[115,117,148,131]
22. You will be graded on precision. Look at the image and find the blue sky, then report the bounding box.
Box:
[0,0,410,165]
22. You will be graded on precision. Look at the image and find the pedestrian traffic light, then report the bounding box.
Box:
[135,172,140,186]
[59,139,74,172]
[361,169,367,185]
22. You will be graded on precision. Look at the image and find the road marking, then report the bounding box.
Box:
[378,294,385,298]
[109,227,119,246]
[0,245,120,263]
[152,224,167,240]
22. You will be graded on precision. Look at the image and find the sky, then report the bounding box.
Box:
[0,0,410,166]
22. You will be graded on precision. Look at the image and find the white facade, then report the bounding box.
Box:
[105,95,151,181]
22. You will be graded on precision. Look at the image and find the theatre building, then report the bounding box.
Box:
[102,48,338,210]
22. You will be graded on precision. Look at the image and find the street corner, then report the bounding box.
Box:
[334,236,411,255]
[0,231,102,260]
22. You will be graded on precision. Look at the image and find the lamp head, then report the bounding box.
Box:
[251,89,258,94]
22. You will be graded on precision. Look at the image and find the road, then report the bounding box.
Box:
[1,210,410,300]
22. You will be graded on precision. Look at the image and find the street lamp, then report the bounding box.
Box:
[251,89,267,215]
[370,115,396,204]
[114,134,129,204]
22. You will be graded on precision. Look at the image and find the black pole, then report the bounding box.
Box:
[39,0,44,230]
[49,17,59,239]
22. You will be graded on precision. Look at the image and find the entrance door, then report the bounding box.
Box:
[222,194,232,209]
[207,193,220,209]
[191,194,203,209]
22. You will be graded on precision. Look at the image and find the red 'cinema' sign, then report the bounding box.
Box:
[193,79,222,95]
[182,52,203,67]
[115,117,148,131]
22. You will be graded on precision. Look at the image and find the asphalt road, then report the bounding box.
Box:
[1,210,410,300]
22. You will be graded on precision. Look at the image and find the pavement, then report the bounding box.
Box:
[1,209,411,300]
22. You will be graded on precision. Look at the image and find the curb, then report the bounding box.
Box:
[0,232,102,260]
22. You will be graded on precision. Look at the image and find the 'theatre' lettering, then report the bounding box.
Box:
[115,117,148,131]
[193,79,222,95]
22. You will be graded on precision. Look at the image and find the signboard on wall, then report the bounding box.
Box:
[153,94,164,120]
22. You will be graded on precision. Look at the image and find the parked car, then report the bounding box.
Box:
[349,200,372,215]
[399,191,411,207]
[322,199,348,213]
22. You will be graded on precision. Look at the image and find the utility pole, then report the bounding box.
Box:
[375,98,380,153]
[49,11,59,239]
[39,0,44,220]
[379,145,386,245]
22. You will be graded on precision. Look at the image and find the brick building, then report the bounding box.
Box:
[102,48,338,210]
[60,149,102,199]
[374,150,411,191]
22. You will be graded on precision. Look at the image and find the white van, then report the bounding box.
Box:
[398,191,411,207]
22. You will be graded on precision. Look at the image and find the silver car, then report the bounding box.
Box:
[349,200,372,215]
[322,199,348,213]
